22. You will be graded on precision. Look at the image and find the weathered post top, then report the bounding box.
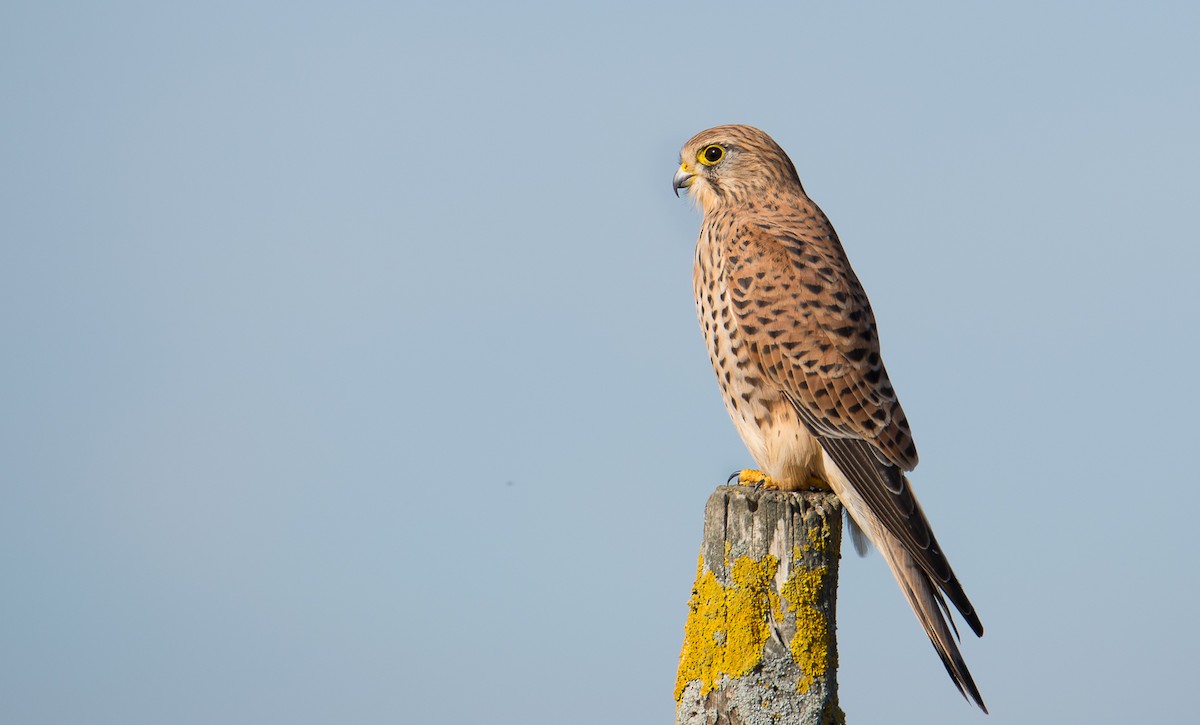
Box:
[675,485,845,725]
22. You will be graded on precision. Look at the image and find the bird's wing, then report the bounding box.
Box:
[720,208,918,456]
[721,210,917,468]
[722,210,983,636]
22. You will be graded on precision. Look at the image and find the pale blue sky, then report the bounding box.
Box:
[2,2,1197,723]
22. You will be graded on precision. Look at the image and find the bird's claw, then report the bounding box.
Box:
[728,469,779,490]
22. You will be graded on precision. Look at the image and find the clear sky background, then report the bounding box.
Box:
[3,2,1197,723]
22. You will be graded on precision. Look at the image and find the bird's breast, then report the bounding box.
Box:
[693,224,824,490]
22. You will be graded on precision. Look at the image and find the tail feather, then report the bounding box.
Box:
[819,447,986,711]
[846,510,871,556]
[878,530,988,713]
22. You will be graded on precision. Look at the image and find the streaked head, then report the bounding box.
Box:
[673,124,804,211]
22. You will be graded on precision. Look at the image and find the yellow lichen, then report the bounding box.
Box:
[674,553,781,700]
[677,510,839,700]
[778,545,830,692]
[806,516,832,554]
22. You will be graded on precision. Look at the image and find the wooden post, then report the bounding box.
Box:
[675,485,845,725]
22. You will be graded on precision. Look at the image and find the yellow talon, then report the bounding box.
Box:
[732,469,780,490]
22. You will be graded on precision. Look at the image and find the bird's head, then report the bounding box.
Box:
[673,124,804,212]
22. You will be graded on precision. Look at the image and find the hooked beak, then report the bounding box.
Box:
[673,166,695,197]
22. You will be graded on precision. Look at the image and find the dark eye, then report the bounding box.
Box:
[698,144,725,166]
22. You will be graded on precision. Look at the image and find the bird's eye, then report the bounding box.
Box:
[697,144,725,166]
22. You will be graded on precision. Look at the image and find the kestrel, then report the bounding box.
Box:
[674,124,986,711]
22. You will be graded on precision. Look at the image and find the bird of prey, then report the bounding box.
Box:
[674,124,986,711]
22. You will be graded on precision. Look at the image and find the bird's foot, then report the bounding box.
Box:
[727,469,780,490]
